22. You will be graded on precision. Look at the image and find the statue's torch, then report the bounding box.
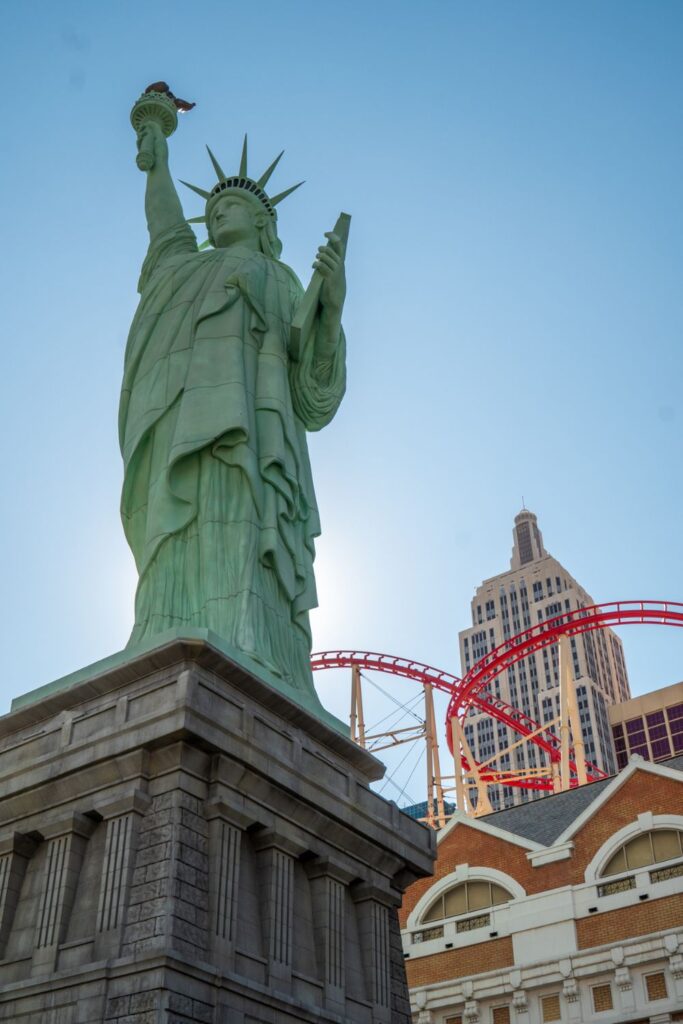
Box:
[130,83,194,171]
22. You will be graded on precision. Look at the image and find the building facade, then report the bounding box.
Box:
[401,755,683,1024]
[458,509,630,809]
[610,681,683,769]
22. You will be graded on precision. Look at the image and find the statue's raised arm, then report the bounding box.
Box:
[130,85,191,240]
[137,120,186,239]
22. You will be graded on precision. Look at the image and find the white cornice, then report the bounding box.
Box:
[437,810,543,852]
[527,840,574,866]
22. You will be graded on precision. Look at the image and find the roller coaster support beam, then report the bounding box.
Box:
[455,718,493,816]
[452,718,467,813]
[560,634,587,786]
[552,761,561,794]
[351,665,366,747]
[476,716,561,772]
[424,684,447,829]
[558,634,588,790]
[559,637,571,791]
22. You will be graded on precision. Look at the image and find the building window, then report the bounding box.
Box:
[624,714,649,758]
[492,1008,510,1024]
[421,880,512,924]
[445,1017,463,1024]
[651,861,683,883]
[601,829,683,876]
[456,913,490,933]
[597,875,636,896]
[412,925,444,942]
[541,993,561,1022]
[591,984,613,1012]
[645,972,668,1001]
[667,702,683,752]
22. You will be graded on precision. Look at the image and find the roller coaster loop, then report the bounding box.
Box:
[311,600,683,794]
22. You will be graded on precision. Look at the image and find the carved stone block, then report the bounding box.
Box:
[0,637,434,1022]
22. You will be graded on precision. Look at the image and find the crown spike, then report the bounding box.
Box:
[270,181,305,207]
[206,145,226,182]
[179,180,211,200]
[257,150,284,189]
[239,134,248,177]
[186,215,207,224]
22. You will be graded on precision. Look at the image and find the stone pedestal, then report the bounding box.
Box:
[0,637,434,1023]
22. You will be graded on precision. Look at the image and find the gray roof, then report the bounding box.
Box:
[478,755,683,846]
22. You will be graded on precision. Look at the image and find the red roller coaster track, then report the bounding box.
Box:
[311,600,683,792]
[310,650,599,788]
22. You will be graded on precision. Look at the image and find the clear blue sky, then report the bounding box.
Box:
[1,2,682,800]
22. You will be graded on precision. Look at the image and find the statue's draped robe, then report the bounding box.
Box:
[119,223,345,688]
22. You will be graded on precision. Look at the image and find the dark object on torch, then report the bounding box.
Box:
[131,83,195,173]
[144,81,196,112]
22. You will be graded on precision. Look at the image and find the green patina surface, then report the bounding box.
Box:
[11,628,347,735]
[115,92,350,718]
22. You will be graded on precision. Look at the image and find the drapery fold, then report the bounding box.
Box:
[119,223,345,686]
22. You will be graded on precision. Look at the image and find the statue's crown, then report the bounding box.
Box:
[180,135,303,225]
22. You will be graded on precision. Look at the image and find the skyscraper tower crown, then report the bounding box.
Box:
[510,507,548,569]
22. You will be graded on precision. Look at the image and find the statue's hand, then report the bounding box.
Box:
[136,120,169,172]
[314,232,346,315]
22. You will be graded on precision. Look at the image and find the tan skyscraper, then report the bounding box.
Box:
[458,509,631,809]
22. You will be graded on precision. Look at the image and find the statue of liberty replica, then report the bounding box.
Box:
[121,87,348,694]
[0,88,431,1024]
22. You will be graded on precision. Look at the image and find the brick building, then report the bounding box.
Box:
[401,755,683,1023]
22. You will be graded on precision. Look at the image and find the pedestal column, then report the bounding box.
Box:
[0,834,37,959]
[94,790,151,959]
[205,799,255,970]
[352,882,395,1022]
[32,813,97,974]
[252,827,307,992]
[306,857,355,1014]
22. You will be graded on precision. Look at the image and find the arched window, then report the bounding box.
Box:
[601,829,683,877]
[422,880,512,923]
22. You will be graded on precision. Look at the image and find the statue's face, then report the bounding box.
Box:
[209,193,263,248]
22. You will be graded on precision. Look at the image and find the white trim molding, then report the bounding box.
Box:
[436,810,543,853]
[407,863,526,930]
[584,813,683,883]
[527,840,575,867]
[407,925,683,1024]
